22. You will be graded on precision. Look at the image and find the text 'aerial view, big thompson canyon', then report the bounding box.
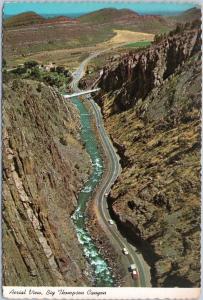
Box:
[2,0,201,294]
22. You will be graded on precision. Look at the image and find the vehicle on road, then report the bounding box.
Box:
[108,219,114,225]
[104,192,108,197]
[129,264,139,280]
[122,247,129,255]
[132,269,139,280]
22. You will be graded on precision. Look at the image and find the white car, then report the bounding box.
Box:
[108,219,114,225]
[122,247,129,255]
[132,269,139,280]
[104,192,108,197]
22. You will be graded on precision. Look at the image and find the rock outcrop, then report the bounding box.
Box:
[3,79,91,286]
[96,21,201,115]
[94,21,201,287]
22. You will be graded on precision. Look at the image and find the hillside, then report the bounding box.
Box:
[4,7,200,29]
[3,78,92,285]
[167,7,201,24]
[181,7,201,20]
[4,11,77,28]
[79,8,170,33]
[94,21,201,287]
[79,7,166,24]
[4,12,45,27]
[79,8,139,23]
[78,7,200,32]
[4,7,200,68]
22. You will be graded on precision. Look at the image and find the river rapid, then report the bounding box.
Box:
[71,97,114,287]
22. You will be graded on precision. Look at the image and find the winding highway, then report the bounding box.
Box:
[69,53,151,287]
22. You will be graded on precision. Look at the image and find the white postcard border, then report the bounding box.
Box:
[2,287,201,300]
[1,1,202,300]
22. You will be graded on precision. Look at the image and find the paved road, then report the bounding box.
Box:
[70,53,151,287]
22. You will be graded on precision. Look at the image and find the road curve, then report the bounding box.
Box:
[69,53,151,287]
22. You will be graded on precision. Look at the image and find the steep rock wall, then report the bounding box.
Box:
[96,21,201,115]
[3,79,91,286]
[94,21,201,287]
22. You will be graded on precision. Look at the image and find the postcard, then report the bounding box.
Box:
[1,0,202,299]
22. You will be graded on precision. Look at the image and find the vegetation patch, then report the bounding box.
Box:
[4,60,72,91]
[124,41,151,48]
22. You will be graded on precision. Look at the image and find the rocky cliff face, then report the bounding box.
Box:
[3,79,91,286]
[95,21,201,287]
[96,21,201,115]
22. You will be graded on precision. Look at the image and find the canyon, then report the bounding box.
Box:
[2,6,201,289]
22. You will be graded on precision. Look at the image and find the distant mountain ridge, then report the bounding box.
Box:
[166,7,201,24]
[4,11,78,27]
[4,7,200,29]
[78,8,139,23]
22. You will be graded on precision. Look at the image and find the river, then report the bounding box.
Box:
[71,97,114,287]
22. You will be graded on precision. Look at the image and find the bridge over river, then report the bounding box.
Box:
[64,88,100,99]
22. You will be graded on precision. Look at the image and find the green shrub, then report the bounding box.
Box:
[12,66,26,75]
[24,60,38,69]
[30,66,41,79]
[2,58,6,68]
